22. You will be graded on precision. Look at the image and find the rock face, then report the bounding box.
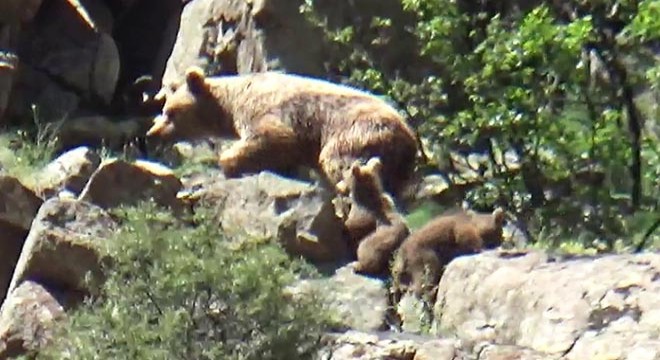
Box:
[319,331,461,360]
[434,250,660,359]
[6,198,117,296]
[0,196,117,359]
[34,146,101,198]
[0,281,71,359]
[0,175,43,302]
[288,265,389,332]
[8,0,120,122]
[78,157,183,210]
[189,171,349,263]
[162,0,327,85]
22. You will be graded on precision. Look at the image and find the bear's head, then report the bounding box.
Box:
[473,207,506,249]
[146,66,235,141]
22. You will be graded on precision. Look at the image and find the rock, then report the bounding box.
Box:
[478,344,563,360]
[396,292,433,334]
[434,250,660,359]
[162,0,326,85]
[0,281,75,359]
[0,222,28,304]
[286,265,389,332]
[0,0,42,23]
[52,115,149,154]
[0,175,42,303]
[6,198,117,296]
[0,175,43,230]
[189,171,349,263]
[34,146,101,198]
[6,0,119,122]
[318,330,460,360]
[78,158,183,210]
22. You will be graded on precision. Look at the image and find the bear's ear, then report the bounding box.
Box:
[350,159,363,177]
[185,66,208,95]
[492,207,506,226]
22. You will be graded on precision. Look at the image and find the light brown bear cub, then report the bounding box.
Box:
[392,207,506,303]
[339,157,410,276]
[146,66,419,199]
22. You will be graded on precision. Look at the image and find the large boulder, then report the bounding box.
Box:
[287,265,389,332]
[78,158,183,210]
[318,331,461,360]
[162,0,327,84]
[187,171,350,263]
[434,250,660,359]
[6,198,117,297]
[6,0,119,122]
[0,175,43,302]
[34,146,101,199]
[0,175,43,230]
[0,281,73,359]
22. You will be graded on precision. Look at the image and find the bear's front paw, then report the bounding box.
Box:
[218,152,242,178]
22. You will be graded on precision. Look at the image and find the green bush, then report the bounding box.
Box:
[40,202,334,360]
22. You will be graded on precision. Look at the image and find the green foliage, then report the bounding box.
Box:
[301,0,660,251]
[0,106,60,186]
[404,200,447,231]
[40,202,333,360]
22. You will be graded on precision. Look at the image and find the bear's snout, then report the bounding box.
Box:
[146,114,174,137]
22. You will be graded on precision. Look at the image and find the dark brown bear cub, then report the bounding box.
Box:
[392,207,506,302]
[146,66,419,200]
[338,157,410,276]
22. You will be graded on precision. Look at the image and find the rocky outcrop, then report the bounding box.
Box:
[287,265,390,332]
[6,198,117,297]
[78,158,183,210]
[162,0,327,86]
[0,281,73,359]
[187,170,350,263]
[0,175,43,302]
[34,146,101,198]
[0,196,116,359]
[433,250,660,359]
[318,331,461,360]
[9,0,119,122]
[3,0,181,126]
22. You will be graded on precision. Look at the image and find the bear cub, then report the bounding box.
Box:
[337,157,410,277]
[392,207,506,303]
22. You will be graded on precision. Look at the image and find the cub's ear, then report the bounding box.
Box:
[185,66,208,95]
[350,160,363,177]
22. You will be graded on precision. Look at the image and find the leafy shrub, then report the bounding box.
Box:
[40,202,334,360]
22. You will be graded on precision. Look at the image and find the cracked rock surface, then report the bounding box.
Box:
[434,250,660,359]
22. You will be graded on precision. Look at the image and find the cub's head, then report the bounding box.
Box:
[340,157,396,213]
[473,207,506,249]
[146,66,232,141]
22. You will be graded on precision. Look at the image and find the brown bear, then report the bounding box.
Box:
[391,207,506,304]
[337,157,410,276]
[146,66,419,199]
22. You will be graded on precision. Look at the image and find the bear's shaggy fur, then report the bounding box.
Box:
[391,207,506,303]
[339,157,410,276]
[146,67,419,199]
